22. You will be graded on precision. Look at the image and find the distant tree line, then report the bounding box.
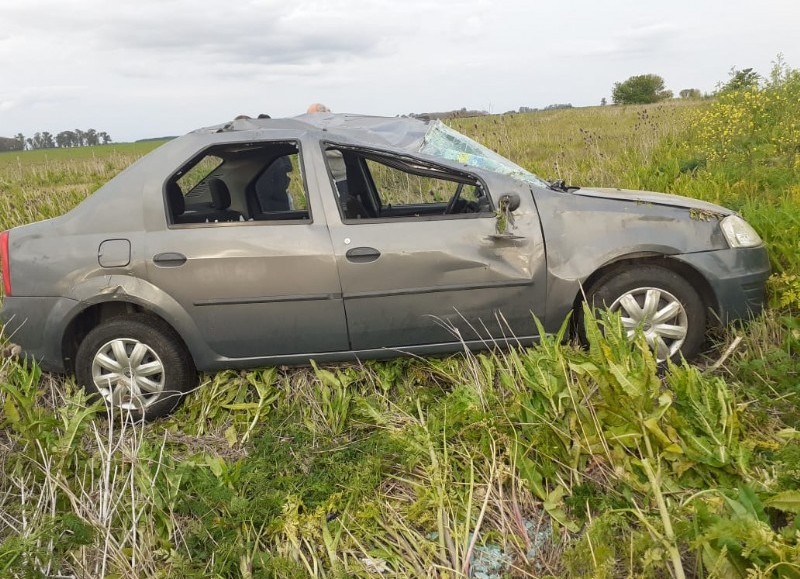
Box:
[408,107,489,121]
[608,68,761,105]
[0,137,23,152]
[517,103,573,114]
[0,129,112,152]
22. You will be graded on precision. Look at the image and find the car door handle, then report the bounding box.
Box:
[345,247,381,263]
[153,252,187,267]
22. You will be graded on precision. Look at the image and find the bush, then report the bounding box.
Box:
[612,74,673,104]
[679,88,702,99]
[693,62,800,169]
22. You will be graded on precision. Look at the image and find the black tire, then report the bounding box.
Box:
[75,314,197,421]
[579,265,706,362]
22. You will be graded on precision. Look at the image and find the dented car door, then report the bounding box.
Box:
[328,176,547,350]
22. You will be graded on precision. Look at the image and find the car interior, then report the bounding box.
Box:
[329,147,493,221]
[165,141,309,225]
[164,141,493,226]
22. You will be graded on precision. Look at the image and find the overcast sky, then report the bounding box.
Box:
[1,0,799,142]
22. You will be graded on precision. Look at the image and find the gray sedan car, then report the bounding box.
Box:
[0,113,770,419]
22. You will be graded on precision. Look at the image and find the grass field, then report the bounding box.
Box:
[0,141,164,167]
[1,79,799,578]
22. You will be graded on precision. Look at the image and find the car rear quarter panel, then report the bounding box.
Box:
[3,135,238,369]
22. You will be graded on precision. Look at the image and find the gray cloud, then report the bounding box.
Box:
[2,0,449,67]
[98,9,386,65]
[1,0,799,140]
[564,22,682,60]
[0,85,86,110]
[611,23,682,58]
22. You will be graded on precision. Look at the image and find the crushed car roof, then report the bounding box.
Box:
[195,113,432,150]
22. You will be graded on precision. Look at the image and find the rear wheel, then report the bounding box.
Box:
[581,265,706,362]
[75,314,197,420]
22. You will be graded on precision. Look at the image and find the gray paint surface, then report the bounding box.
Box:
[0,113,771,373]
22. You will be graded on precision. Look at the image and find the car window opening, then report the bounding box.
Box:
[324,146,494,222]
[166,141,311,225]
[420,120,550,189]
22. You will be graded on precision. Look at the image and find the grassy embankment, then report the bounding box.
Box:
[0,70,798,578]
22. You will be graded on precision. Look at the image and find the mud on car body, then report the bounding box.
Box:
[0,113,770,419]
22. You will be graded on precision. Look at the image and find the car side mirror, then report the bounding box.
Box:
[498,193,520,212]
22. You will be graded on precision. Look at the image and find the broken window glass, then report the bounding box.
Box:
[420,121,549,189]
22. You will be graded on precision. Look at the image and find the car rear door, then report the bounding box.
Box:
[144,140,349,360]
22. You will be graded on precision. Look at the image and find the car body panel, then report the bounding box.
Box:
[1,296,76,372]
[298,134,550,349]
[673,246,770,322]
[144,223,349,357]
[526,185,748,330]
[574,187,736,215]
[326,177,546,349]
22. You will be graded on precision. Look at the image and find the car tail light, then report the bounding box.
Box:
[1,230,11,296]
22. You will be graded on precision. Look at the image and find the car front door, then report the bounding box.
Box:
[320,149,547,351]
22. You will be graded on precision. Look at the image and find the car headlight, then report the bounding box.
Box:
[720,215,762,248]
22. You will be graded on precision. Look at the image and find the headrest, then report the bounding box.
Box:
[272,156,292,173]
[207,178,231,209]
[166,182,185,215]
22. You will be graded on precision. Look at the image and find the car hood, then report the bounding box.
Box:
[572,187,734,216]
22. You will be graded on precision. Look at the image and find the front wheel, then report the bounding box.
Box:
[75,314,197,421]
[581,265,707,362]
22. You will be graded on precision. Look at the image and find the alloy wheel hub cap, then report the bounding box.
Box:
[609,287,689,362]
[91,338,166,411]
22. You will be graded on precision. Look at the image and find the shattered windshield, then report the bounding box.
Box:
[419,120,550,189]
